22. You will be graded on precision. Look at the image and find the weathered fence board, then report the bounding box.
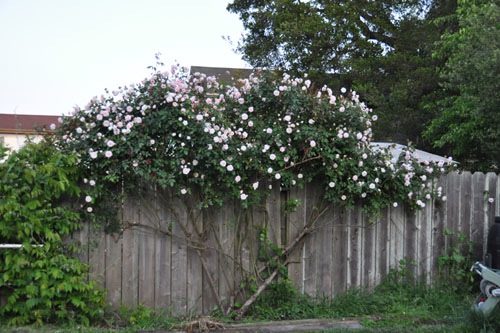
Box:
[376,209,389,284]
[362,216,375,288]
[201,209,219,313]
[170,199,188,316]
[75,171,499,314]
[105,233,123,306]
[287,186,306,293]
[332,209,347,296]
[471,173,485,251]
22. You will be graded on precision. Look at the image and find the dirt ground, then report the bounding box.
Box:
[138,318,362,332]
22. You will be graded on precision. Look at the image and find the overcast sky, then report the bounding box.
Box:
[0,0,248,116]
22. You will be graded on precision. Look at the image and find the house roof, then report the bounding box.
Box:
[370,142,455,164]
[0,114,60,134]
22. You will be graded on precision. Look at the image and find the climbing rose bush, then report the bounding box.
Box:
[54,63,453,229]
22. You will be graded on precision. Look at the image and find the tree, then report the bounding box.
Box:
[424,0,500,172]
[227,0,428,74]
[227,0,457,150]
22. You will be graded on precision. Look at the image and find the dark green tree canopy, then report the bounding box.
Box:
[424,0,500,171]
[227,0,431,74]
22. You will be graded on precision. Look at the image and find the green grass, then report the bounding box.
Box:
[2,278,500,332]
[239,278,477,332]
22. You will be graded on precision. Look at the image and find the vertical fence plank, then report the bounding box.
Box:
[238,206,258,303]
[170,197,188,317]
[302,182,326,296]
[170,236,187,317]
[316,203,334,297]
[445,172,462,254]
[105,233,123,307]
[154,229,171,311]
[420,203,433,284]
[287,185,307,293]
[348,210,362,289]
[302,223,317,296]
[186,205,203,315]
[138,228,156,308]
[217,204,237,307]
[362,216,376,289]
[187,247,202,314]
[389,206,405,271]
[375,208,389,285]
[153,192,173,311]
[200,209,219,314]
[73,222,90,273]
[265,184,282,248]
[120,200,140,308]
[332,208,347,295]
[137,191,159,308]
[87,233,105,291]
[404,210,418,278]
[121,226,139,308]
[487,173,498,217]
[461,173,473,236]
[431,176,447,281]
[471,173,486,257]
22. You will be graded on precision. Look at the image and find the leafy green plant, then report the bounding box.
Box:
[257,228,286,275]
[245,278,316,320]
[0,140,105,326]
[437,229,476,293]
[386,257,417,285]
[286,198,301,213]
[109,303,177,329]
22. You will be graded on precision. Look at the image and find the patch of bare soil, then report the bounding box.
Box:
[139,318,362,333]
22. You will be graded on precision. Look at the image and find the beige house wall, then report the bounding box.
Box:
[0,132,43,151]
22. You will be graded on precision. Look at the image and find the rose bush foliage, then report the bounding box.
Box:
[54,63,453,229]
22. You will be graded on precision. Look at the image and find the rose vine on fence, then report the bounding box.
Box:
[54,59,453,232]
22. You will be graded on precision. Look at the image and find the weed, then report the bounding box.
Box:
[386,257,417,285]
[437,229,476,294]
[244,278,318,320]
[88,304,178,331]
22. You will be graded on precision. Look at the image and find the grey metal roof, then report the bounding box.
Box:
[370,142,455,164]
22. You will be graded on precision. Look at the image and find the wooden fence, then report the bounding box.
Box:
[75,171,500,316]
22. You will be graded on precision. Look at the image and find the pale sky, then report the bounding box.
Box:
[0,0,248,116]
